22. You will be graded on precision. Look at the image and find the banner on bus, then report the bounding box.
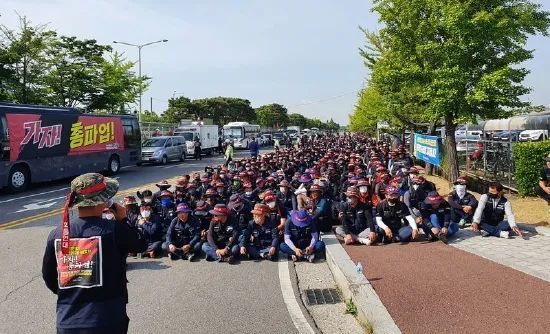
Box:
[413,133,442,166]
[6,113,124,161]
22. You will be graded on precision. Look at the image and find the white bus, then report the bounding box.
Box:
[223,121,261,149]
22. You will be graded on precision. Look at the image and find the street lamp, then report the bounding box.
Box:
[112,39,168,121]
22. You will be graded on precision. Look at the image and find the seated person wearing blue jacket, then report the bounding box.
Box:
[280,209,325,263]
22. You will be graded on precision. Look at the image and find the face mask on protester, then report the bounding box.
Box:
[268,202,276,209]
[280,187,287,194]
[143,197,152,203]
[455,184,466,196]
[141,210,151,219]
[412,184,420,191]
[161,198,172,208]
[359,186,368,194]
[254,216,264,225]
[387,197,398,205]
[245,191,253,196]
[102,213,115,220]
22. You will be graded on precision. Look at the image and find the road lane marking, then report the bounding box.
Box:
[0,187,69,204]
[278,259,316,334]
[15,201,58,213]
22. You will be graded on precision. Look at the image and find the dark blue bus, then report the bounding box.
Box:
[0,103,141,192]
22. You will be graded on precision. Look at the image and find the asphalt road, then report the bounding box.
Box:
[0,148,321,334]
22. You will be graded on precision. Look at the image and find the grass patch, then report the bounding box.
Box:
[345,298,358,316]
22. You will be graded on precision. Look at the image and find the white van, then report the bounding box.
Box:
[519,129,548,142]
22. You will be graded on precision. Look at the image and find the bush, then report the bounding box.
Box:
[512,141,550,196]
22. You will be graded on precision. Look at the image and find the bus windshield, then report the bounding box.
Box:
[224,127,243,139]
[175,132,194,141]
[142,138,167,147]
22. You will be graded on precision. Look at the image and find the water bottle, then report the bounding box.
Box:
[355,262,363,274]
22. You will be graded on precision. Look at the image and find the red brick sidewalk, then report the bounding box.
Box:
[343,241,550,334]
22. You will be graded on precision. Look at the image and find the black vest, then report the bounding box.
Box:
[481,196,507,226]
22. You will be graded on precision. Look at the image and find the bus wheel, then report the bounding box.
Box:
[8,165,30,192]
[107,156,120,175]
[179,152,186,162]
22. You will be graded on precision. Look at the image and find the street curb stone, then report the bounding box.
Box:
[518,223,550,236]
[323,234,401,334]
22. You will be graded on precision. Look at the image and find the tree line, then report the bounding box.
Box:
[0,15,145,113]
[143,96,340,132]
[349,0,549,182]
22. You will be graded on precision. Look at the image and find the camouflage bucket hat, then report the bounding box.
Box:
[70,173,119,207]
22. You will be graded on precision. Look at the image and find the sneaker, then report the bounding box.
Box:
[259,251,268,259]
[227,256,236,265]
[438,232,448,244]
[291,255,298,262]
[458,219,466,228]
[168,253,180,261]
[307,254,315,263]
[357,238,372,246]
[499,231,510,239]
[480,230,490,237]
[187,253,196,262]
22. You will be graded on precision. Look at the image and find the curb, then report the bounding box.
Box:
[323,234,401,334]
[518,223,550,236]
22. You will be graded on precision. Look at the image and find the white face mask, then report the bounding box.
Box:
[455,184,466,197]
[280,187,287,193]
[245,191,253,196]
[141,211,151,218]
[412,184,420,190]
[143,198,152,203]
[102,213,115,220]
[268,202,276,209]
[359,186,368,194]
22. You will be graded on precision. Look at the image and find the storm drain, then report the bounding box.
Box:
[304,288,342,306]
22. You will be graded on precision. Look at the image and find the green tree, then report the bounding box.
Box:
[288,113,308,128]
[163,96,201,123]
[43,36,111,108]
[193,97,255,125]
[365,0,550,182]
[255,103,289,128]
[90,51,147,113]
[350,84,388,134]
[0,15,56,104]
[140,110,164,123]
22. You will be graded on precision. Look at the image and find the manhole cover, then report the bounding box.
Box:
[304,288,342,305]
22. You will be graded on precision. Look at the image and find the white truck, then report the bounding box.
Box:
[174,121,219,156]
[286,126,301,139]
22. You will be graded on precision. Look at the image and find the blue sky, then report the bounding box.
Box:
[2,0,550,125]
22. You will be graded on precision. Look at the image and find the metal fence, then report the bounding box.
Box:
[456,139,516,190]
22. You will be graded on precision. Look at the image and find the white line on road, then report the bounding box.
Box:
[0,187,69,204]
[278,259,316,334]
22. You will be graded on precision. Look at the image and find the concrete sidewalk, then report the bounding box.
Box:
[325,228,550,334]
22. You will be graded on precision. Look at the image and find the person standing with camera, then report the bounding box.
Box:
[41,173,145,334]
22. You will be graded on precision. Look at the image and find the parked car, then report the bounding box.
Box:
[140,136,187,165]
[495,130,521,142]
[519,129,548,142]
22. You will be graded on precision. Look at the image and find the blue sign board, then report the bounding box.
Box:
[413,133,442,166]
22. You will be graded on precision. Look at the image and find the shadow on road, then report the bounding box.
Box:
[127,260,171,271]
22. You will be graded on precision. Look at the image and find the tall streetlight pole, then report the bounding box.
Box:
[112,39,168,121]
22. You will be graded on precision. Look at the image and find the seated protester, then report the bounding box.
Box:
[416,175,436,193]
[154,180,172,201]
[185,183,199,207]
[137,189,157,213]
[204,188,223,207]
[228,194,252,244]
[374,186,419,243]
[158,190,176,221]
[215,181,230,203]
[280,209,326,263]
[277,180,297,212]
[373,173,390,205]
[447,177,478,228]
[202,204,240,264]
[309,184,331,232]
[335,186,375,245]
[196,175,211,199]
[240,204,279,261]
[194,200,212,243]
[263,191,288,235]
[231,177,243,195]
[243,182,260,207]
[535,155,550,207]
[137,204,163,258]
[356,179,372,206]
[472,182,522,238]
[419,191,455,243]
[164,203,202,261]
[403,175,429,221]
[123,195,140,229]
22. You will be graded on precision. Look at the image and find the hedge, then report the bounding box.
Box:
[512,141,550,196]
